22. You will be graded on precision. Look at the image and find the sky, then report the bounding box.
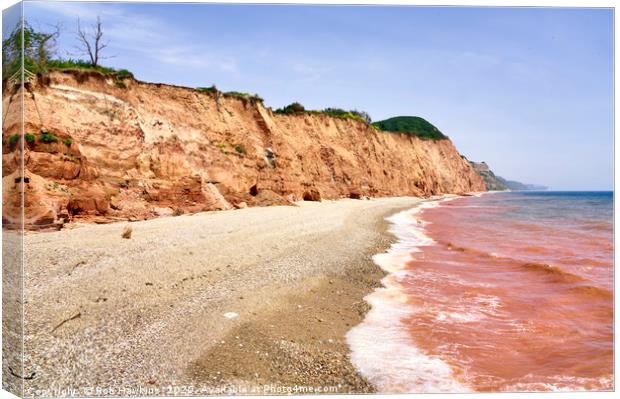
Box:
[7,1,615,190]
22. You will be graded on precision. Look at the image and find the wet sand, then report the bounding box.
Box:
[17,197,422,396]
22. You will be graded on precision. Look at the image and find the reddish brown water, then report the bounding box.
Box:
[399,192,613,391]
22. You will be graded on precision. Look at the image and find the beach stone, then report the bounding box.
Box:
[121,225,132,239]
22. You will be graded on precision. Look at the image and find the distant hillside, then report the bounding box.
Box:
[499,179,548,191]
[372,116,448,140]
[469,161,508,191]
[468,160,547,191]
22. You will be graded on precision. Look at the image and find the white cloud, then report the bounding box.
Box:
[291,62,331,80]
[149,45,239,73]
[26,1,124,21]
[25,0,240,75]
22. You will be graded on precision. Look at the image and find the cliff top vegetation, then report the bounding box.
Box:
[4,23,446,141]
[372,116,448,140]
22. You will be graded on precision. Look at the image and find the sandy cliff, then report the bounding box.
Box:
[2,70,485,229]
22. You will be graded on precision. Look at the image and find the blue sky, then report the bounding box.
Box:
[14,1,615,190]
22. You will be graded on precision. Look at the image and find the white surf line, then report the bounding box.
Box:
[346,196,471,393]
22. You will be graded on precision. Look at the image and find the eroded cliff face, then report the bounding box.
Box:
[2,70,485,229]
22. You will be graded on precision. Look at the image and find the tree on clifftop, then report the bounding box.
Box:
[2,20,59,78]
[75,16,108,67]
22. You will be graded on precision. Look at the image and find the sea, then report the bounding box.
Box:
[347,191,613,392]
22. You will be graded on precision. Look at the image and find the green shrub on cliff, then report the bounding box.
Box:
[40,132,59,143]
[8,134,19,146]
[322,108,371,124]
[115,69,133,79]
[195,85,218,94]
[225,91,249,97]
[64,138,73,146]
[25,133,36,143]
[274,102,305,114]
[372,116,447,140]
[223,91,263,103]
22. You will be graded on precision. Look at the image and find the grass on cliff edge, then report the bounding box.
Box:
[194,86,264,102]
[47,59,134,79]
[273,102,371,124]
[372,116,448,140]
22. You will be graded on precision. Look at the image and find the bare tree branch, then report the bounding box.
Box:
[75,16,108,67]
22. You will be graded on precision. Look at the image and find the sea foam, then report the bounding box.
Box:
[346,198,470,393]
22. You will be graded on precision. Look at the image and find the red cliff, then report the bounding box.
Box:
[2,70,485,229]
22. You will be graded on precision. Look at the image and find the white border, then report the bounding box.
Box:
[0,1,616,399]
